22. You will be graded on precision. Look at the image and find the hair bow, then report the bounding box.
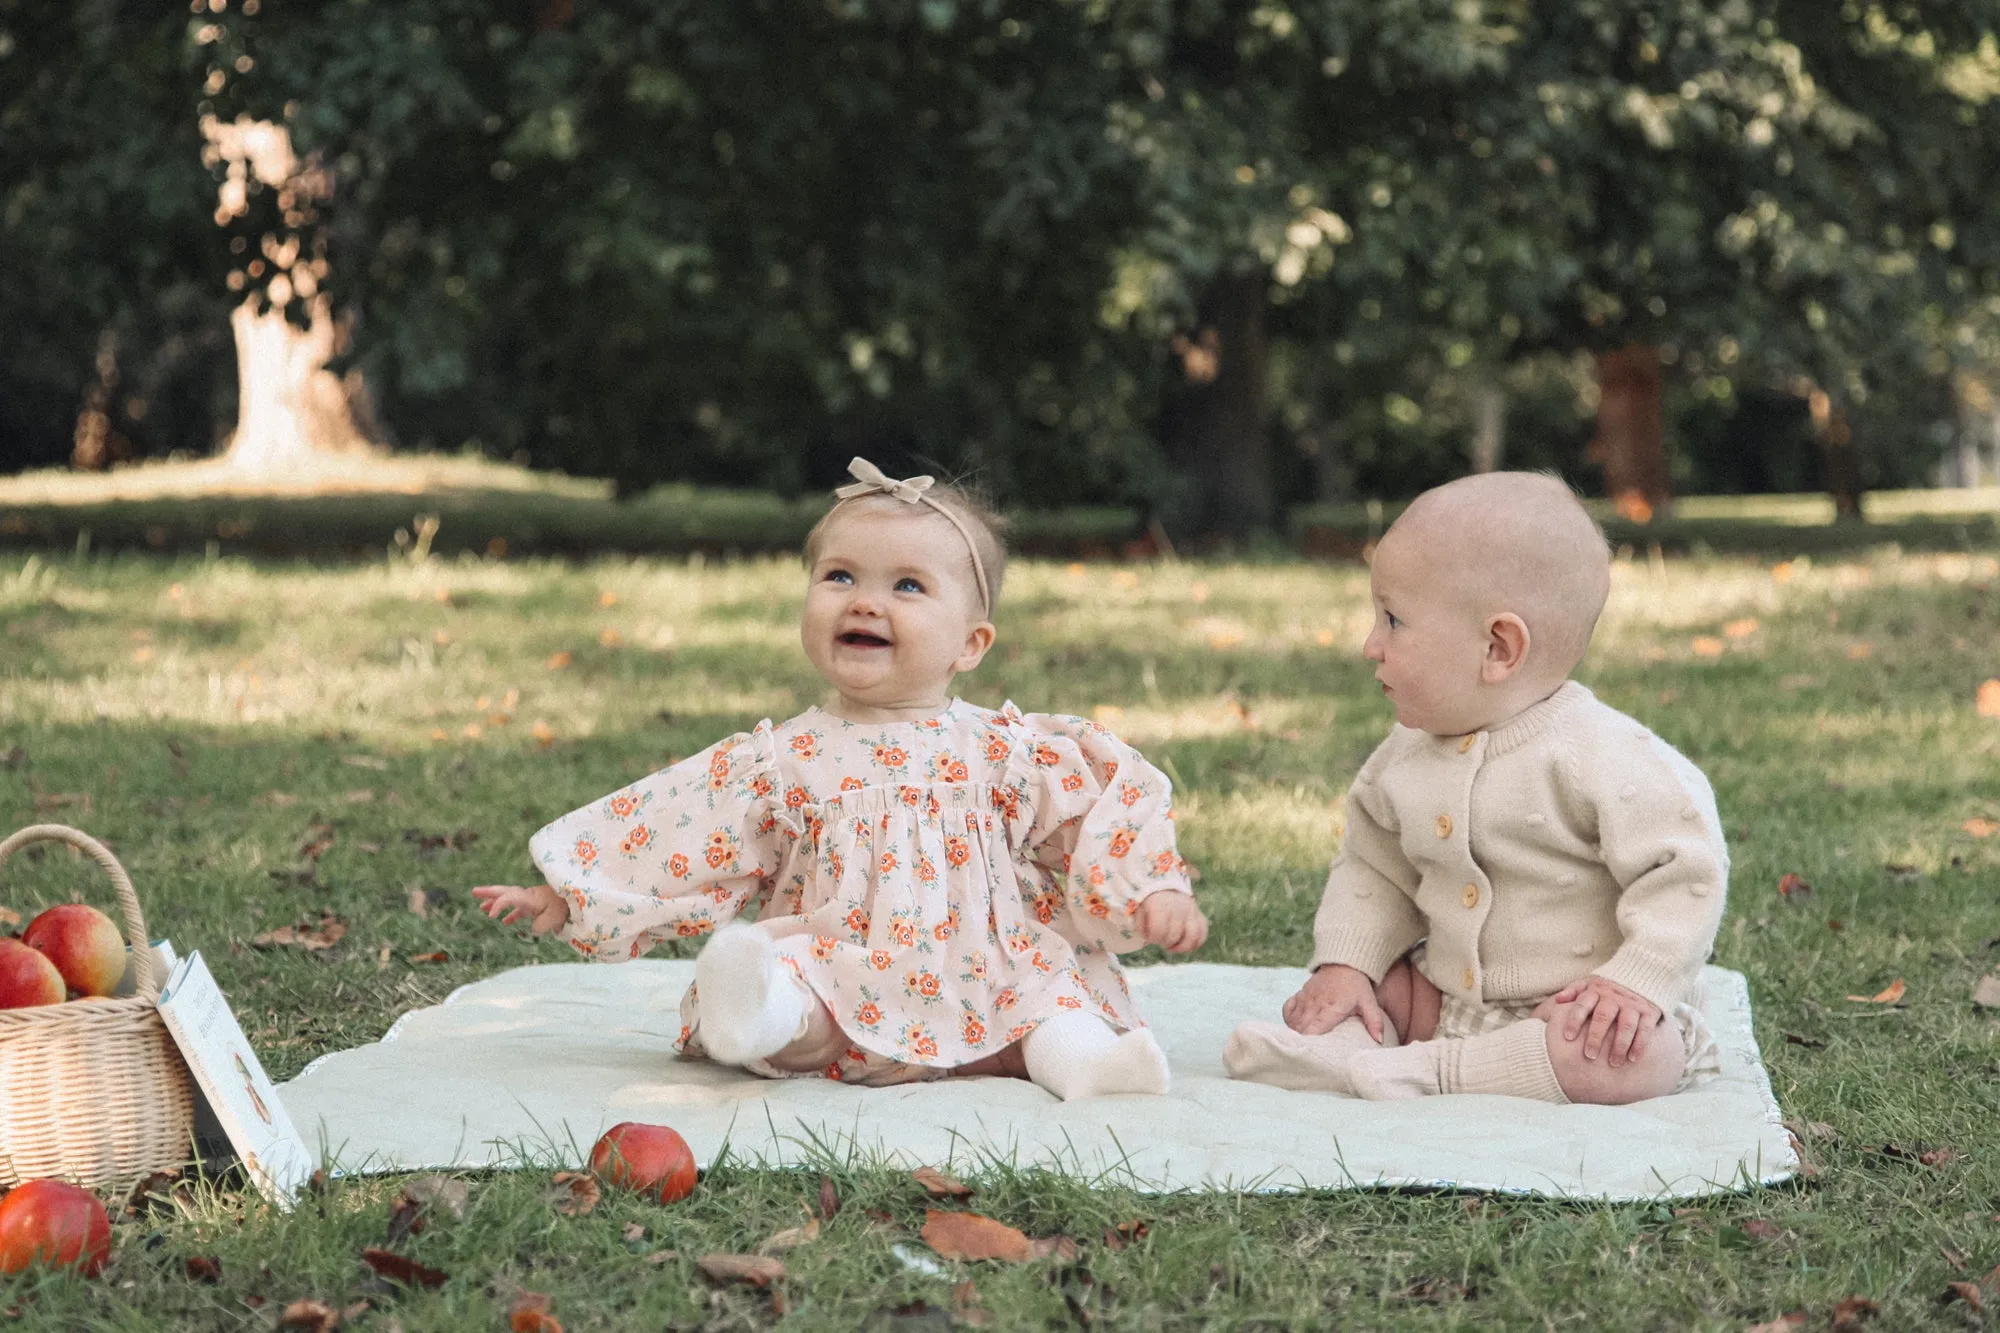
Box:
[829,456,991,616]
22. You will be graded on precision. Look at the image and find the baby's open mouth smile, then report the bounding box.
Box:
[837,630,892,648]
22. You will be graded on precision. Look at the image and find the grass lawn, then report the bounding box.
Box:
[0,540,1996,1329]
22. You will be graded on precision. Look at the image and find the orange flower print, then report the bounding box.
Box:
[1056,994,1083,1010]
[810,935,838,960]
[1060,772,1084,792]
[1084,891,1110,919]
[1119,782,1143,807]
[1005,923,1034,954]
[944,835,970,868]
[824,1061,845,1082]
[990,787,1020,821]
[925,794,942,819]
[855,1001,883,1028]
[994,987,1019,1011]
[933,907,959,942]
[916,855,937,885]
[1107,830,1134,859]
[929,752,968,783]
[704,830,739,870]
[1031,743,1061,767]
[619,824,653,855]
[873,743,909,770]
[574,837,599,867]
[1033,893,1057,925]
[900,785,922,806]
[706,749,731,788]
[1152,851,1177,877]
[675,919,712,938]
[1030,951,1053,974]
[845,907,871,936]
[879,850,898,875]
[962,1013,987,1046]
[905,970,942,999]
[984,734,1011,763]
[870,950,894,971]
[840,775,866,792]
[790,733,819,760]
[748,773,773,797]
[1004,1024,1032,1045]
[1088,863,1106,888]
[784,784,811,810]
[828,850,844,878]
[706,885,734,903]
[890,914,917,947]
[906,1025,939,1060]
[962,951,988,982]
[608,792,640,819]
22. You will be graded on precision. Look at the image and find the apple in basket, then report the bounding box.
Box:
[22,904,125,999]
[0,938,65,1009]
[0,1180,112,1276]
[589,1122,698,1203]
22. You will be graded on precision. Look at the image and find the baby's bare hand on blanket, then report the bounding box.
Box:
[1281,964,1387,1041]
[472,884,570,936]
[1550,975,1659,1067]
[1138,892,1208,953]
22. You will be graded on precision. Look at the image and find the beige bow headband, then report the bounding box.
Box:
[833,456,992,616]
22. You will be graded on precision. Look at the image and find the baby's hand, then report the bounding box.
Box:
[1137,893,1208,953]
[1549,975,1660,1067]
[471,884,570,936]
[1282,963,1387,1041]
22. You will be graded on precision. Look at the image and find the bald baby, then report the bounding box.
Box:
[1385,472,1610,683]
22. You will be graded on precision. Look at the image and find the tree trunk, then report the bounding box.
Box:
[1470,379,1506,473]
[1805,386,1864,519]
[1594,344,1668,521]
[1161,272,1272,541]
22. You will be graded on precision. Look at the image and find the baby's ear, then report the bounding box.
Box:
[954,621,997,674]
[1482,613,1530,682]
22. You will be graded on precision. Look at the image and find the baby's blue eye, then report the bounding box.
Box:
[895,577,924,594]
[825,569,853,585]
[1384,611,1403,629]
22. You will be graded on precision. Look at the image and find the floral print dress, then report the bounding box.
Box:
[530,699,1195,1086]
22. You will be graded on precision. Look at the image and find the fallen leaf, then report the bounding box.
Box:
[1744,1315,1806,1333]
[546,1172,600,1217]
[1400,1276,1472,1303]
[922,1210,1032,1263]
[1846,978,1905,1004]
[1942,1282,1984,1314]
[406,885,430,918]
[1721,617,1760,639]
[818,1175,840,1220]
[124,1170,182,1217]
[1781,1032,1826,1050]
[622,1222,646,1243]
[1776,873,1812,903]
[385,1194,425,1244]
[546,651,573,671]
[642,1249,678,1265]
[1103,1220,1150,1251]
[1973,974,2000,1008]
[1978,678,2000,719]
[1964,817,1999,838]
[1692,636,1725,658]
[360,1247,448,1288]
[1830,1296,1878,1330]
[509,1290,564,1333]
[697,1254,785,1287]
[407,951,449,965]
[912,1167,972,1199]
[759,1216,820,1254]
[184,1255,221,1283]
[1738,1219,1784,1241]
[530,719,556,748]
[598,590,619,607]
[1029,1235,1079,1262]
[252,914,348,952]
[1878,1141,1955,1166]
[279,1300,341,1332]
[296,823,336,863]
[598,629,623,648]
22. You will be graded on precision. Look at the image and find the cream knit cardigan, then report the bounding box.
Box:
[1310,681,1728,1012]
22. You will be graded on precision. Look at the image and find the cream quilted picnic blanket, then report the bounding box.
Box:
[278,962,1794,1200]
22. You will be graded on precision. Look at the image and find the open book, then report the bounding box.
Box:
[155,951,316,1208]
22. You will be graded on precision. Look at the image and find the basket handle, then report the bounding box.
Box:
[0,824,157,998]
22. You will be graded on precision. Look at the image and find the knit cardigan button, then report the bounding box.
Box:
[1460,967,1475,991]
[1458,734,1477,753]
[1461,882,1479,909]
[1435,814,1453,838]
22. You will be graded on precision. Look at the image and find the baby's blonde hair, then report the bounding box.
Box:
[803,477,1010,613]
[1392,471,1611,677]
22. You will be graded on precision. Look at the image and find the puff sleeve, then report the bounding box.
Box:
[1006,711,1194,954]
[529,726,791,961]
[1307,737,1427,981]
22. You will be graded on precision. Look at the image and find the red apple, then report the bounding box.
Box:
[0,938,65,1009]
[23,904,125,999]
[0,1179,111,1276]
[588,1122,697,1203]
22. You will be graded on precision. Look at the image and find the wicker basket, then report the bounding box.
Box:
[0,824,195,1189]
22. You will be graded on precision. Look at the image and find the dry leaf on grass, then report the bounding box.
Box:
[1879,1142,1956,1167]
[912,1166,972,1198]
[1963,817,1999,838]
[278,1300,341,1332]
[1776,873,1812,903]
[622,1222,646,1243]
[509,1289,565,1333]
[818,1175,840,1220]
[184,1255,221,1283]
[697,1253,785,1287]
[252,914,348,952]
[1723,617,1760,639]
[1978,678,2000,719]
[1103,1220,1150,1250]
[1943,1281,1984,1314]
[923,1210,1032,1262]
[546,1172,600,1217]
[1830,1296,1878,1330]
[546,651,573,671]
[296,823,336,862]
[407,951,448,964]
[1781,1032,1826,1050]
[642,1249,678,1265]
[1845,642,1874,660]
[360,1246,447,1288]
[1691,636,1725,658]
[1845,978,1905,1004]
[759,1215,821,1254]
[1973,974,2000,1009]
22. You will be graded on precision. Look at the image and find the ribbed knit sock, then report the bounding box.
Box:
[1221,1017,1399,1095]
[1350,1019,1570,1103]
[692,924,812,1065]
[1022,1012,1170,1099]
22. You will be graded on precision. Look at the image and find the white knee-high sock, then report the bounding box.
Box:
[693,924,811,1065]
[1022,1012,1170,1100]
[1349,1019,1569,1103]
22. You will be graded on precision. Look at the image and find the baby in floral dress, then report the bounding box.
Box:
[474,459,1207,1098]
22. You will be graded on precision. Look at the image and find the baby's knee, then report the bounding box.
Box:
[1541,1005,1683,1106]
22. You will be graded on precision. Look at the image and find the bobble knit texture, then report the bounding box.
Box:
[1310,682,1728,1013]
